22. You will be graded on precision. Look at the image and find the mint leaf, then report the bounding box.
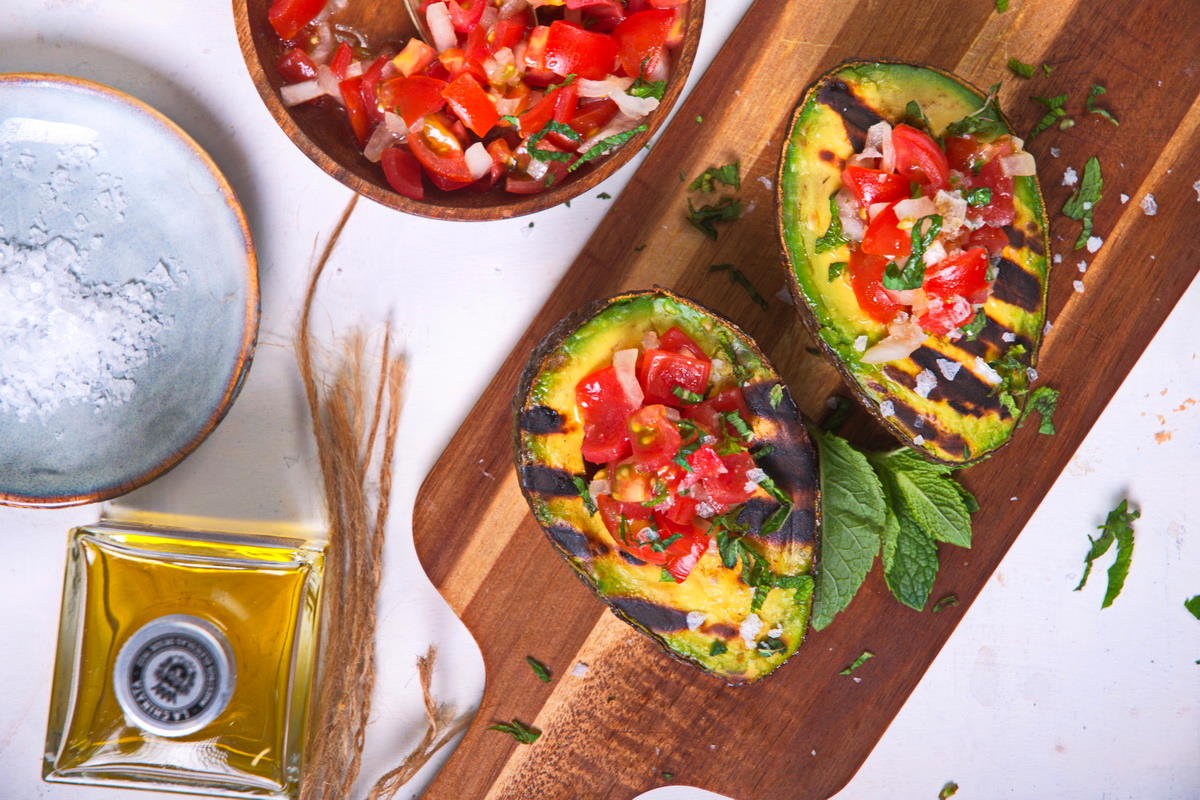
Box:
[884,506,939,611]
[1023,386,1060,435]
[488,718,541,744]
[1101,500,1138,608]
[940,782,959,799]
[1186,595,1200,620]
[1062,156,1103,250]
[689,161,741,192]
[810,431,886,630]
[1006,57,1035,79]
[525,655,552,683]
[1074,522,1115,591]
[893,467,973,548]
[839,650,874,674]
[814,193,849,253]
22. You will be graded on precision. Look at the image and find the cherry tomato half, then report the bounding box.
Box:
[842,166,910,207]
[576,365,635,463]
[892,124,950,191]
[628,404,683,469]
[847,248,903,324]
[612,9,673,77]
[638,349,711,406]
[543,21,619,80]
[860,201,911,258]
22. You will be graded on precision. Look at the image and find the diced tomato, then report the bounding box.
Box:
[842,166,910,207]
[276,47,318,83]
[380,147,425,200]
[330,41,353,80]
[597,494,653,545]
[628,404,682,469]
[649,0,688,5]
[609,459,654,503]
[566,0,627,32]
[662,493,696,526]
[338,76,372,146]
[576,365,635,463]
[393,38,436,77]
[596,496,707,579]
[441,73,500,137]
[612,9,673,77]
[918,294,974,336]
[267,0,324,40]
[484,138,515,183]
[438,48,489,83]
[681,400,719,434]
[923,247,989,300]
[658,326,707,361]
[682,387,749,443]
[703,451,757,506]
[944,135,980,174]
[847,248,903,324]
[359,55,390,127]
[638,349,710,405]
[489,15,529,52]
[653,514,709,582]
[445,0,485,32]
[708,386,750,418]
[379,75,448,127]
[544,21,619,80]
[522,26,558,86]
[971,157,1016,227]
[463,23,490,63]
[892,124,950,191]
[686,445,726,480]
[860,202,911,258]
[568,98,619,140]
[968,224,1009,257]
[407,112,475,184]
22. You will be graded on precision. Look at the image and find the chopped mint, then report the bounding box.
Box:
[708,264,767,309]
[1185,595,1200,620]
[769,383,784,409]
[690,161,741,193]
[1086,84,1120,126]
[488,718,541,744]
[1007,58,1035,79]
[940,782,959,799]
[932,594,960,613]
[571,475,597,515]
[814,194,849,254]
[839,650,874,674]
[525,655,552,683]
[1075,499,1139,607]
[687,197,741,239]
[1062,156,1103,249]
[1029,93,1069,141]
[1022,386,1060,434]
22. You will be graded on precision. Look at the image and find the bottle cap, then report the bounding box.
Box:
[113,614,235,737]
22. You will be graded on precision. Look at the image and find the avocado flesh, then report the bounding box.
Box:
[779,61,1050,465]
[515,290,818,683]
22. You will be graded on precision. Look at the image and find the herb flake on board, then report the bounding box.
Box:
[488,718,542,745]
[708,264,767,309]
[525,656,552,683]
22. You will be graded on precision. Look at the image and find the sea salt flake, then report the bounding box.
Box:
[1062,166,1078,186]
[854,335,867,352]
[936,358,962,380]
[1140,193,1158,215]
[739,613,763,646]
[757,175,773,191]
[1026,367,1039,382]
[1053,253,1063,264]
[1073,279,1085,293]
[1120,193,1130,204]
[686,612,706,632]
[1193,179,1200,201]
[1044,320,1053,335]
[879,400,895,417]
[571,661,590,677]
[1086,236,1103,253]
[914,368,937,398]
[1001,331,1017,342]
[1078,260,1088,273]
[974,357,1002,386]
[913,435,925,446]
[1049,147,1061,158]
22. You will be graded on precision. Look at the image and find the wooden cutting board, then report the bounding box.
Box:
[412,1,1200,797]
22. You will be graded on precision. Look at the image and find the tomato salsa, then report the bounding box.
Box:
[267,0,688,200]
[575,327,781,584]
[825,112,1037,363]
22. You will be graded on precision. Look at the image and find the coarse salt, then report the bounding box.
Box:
[936,358,962,380]
[974,357,1002,386]
[1053,253,1063,264]
[914,368,937,398]
[571,661,590,677]
[913,435,925,446]
[1049,147,1061,158]
[1140,193,1158,215]
[1193,179,1200,201]
[854,334,867,352]
[1086,236,1103,253]
[1078,260,1088,273]
[1062,166,1078,186]
[1001,331,1017,342]
[739,613,763,646]
[1120,193,1130,204]
[1026,367,1039,382]
[686,611,706,631]
[879,400,895,417]
[1073,279,1085,293]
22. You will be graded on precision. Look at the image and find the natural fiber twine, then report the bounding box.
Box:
[296,195,469,800]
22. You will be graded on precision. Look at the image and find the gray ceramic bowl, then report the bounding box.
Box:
[0,74,258,507]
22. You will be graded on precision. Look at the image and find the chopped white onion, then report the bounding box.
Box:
[426,2,457,53]
[493,94,522,116]
[281,79,325,107]
[883,287,919,306]
[662,407,681,422]
[868,201,890,221]
[481,5,499,27]
[847,147,880,169]
[609,90,659,119]
[363,121,403,162]
[577,75,634,98]
[861,314,928,364]
[1009,136,1025,152]
[612,349,644,407]
[464,142,492,180]
[588,478,610,497]
[315,65,343,104]
[835,188,865,242]
[865,121,895,173]
[383,111,408,135]
[1000,152,1037,176]
[893,196,937,222]
[641,330,660,351]
[311,22,336,64]
[922,239,947,267]
[934,189,968,236]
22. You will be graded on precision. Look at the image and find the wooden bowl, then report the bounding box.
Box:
[233,1,705,220]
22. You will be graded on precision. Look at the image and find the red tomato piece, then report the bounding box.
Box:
[338,76,372,146]
[847,248,903,324]
[276,47,317,83]
[708,386,750,418]
[522,25,558,86]
[608,459,654,503]
[638,349,711,406]
[330,41,353,80]
[407,113,475,184]
[653,514,709,582]
[860,202,911,258]
[489,15,528,52]
[612,9,673,77]
[681,400,719,434]
[438,48,488,83]
[917,294,974,336]
[658,326,707,360]
[702,451,757,506]
[649,0,688,5]
[842,166,910,207]
[441,73,500,137]
[463,23,490,63]
[628,404,683,469]
[662,494,697,526]
[544,21,619,80]
[923,247,990,300]
[892,124,950,191]
[968,224,1009,258]
[971,157,1016,227]
[268,0,324,40]
[568,98,619,140]
[577,365,635,463]
[943,135,980,174]
[596,494,653,546]
[380,147,425,200]
[359,55,390,127]
[445,0,485,32]
[686,445,726,480]
[379,75,448,127]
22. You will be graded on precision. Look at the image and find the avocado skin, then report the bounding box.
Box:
[513,289,819,684]
[776,61,1052,466]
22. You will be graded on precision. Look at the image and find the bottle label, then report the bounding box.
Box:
[113,615,235,737]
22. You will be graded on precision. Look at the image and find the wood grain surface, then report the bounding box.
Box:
[412,1,1200,797]
[232,0,704,220]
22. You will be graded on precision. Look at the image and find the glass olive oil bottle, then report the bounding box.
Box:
[44,513,325,798]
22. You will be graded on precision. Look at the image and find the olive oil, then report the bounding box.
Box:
[44,516,325,798]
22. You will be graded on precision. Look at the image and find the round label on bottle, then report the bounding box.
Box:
[113,614,235,737]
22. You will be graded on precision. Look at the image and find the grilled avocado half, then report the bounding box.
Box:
[778,61,1051,465]
[514,289,818,683]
